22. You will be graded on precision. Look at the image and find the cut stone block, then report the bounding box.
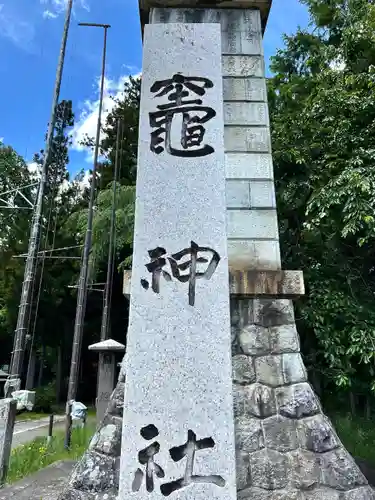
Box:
[224,102,269,126]
[0,398,16,485]
[249,449,290,489]
[233,383,277,419]
[255,353,307,387]
[226,209,279,239]
[297,415,340,453]
[232,354,256,385]
[235,417,265,453]
[225,153,274,180]
[150,6,263,32]
[223,78,267,102]
[227,240,281,271]
[276,383,319,419]
[262,415,298,452]
[250,180,276,208]
[226,180,251,208]
[222,55,264,77]
[225,127,271,152]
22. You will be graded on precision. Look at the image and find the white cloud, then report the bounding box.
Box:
[27,162,41,178]
[40,0,90,20]
[72,73,140,162]
[42,10,58,19]
[330,57,346,71]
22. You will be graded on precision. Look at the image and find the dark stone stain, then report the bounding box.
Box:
[258,302,289,327]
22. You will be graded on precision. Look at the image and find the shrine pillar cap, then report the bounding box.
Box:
[139,0,273,32]
[88,339,125,353]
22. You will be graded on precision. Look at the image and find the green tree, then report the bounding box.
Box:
[269,0,375,411]
[69,76,140,271]
[0,142,35,364]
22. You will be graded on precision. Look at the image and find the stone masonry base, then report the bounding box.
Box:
[58,299,375,499]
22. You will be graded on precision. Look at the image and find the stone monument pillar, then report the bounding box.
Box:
[118,20,236,500]
[88,339,125,426]
[57,2,375,499]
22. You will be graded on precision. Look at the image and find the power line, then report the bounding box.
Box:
[15,245,83,258]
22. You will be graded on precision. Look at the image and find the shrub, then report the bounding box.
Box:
[33,382,56,413]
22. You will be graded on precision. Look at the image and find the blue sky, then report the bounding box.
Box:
[0,0,310,177]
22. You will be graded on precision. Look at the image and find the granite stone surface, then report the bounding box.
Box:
[118,22,236,500]
[0,398,16,484]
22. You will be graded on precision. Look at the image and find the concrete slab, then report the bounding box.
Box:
[0,460,76,499]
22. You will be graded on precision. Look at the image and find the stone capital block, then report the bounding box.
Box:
[229,270,305,298]
[141,2,272,31]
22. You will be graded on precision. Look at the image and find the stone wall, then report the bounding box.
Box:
[59,298,375,498]
[231,298,375,499]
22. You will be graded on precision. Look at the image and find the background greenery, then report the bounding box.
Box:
[1,0,375,465]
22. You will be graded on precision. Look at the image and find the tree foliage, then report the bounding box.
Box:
[270,0,375,408]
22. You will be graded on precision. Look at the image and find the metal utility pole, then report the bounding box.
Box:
[5,0,74,397]
[100,119,121,341]
[64,22,111,448]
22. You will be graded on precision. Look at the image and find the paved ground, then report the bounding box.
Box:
[0,460,75,499]
[12,416,65,448]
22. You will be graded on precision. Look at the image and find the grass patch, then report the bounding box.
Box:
[331,413,375,466]
[7,424,95,484]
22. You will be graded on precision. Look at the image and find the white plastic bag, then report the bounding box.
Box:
[12,390,36,411]
[70,401,87,420]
